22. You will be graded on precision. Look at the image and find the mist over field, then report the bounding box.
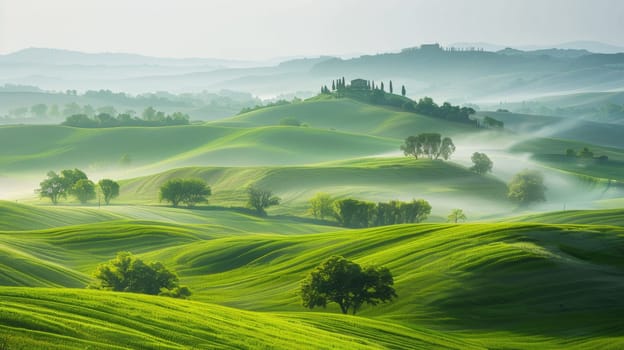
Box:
[1,1,624,349]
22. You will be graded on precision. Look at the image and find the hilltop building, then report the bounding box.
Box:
[350,78,368,90]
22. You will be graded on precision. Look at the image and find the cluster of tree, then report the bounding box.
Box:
[320,78,476,124]
[401,133,456,160]
[7,103,121,120]
[403,97,476,124]
[565,147,608,161]
[311,194,432,228]
[62,107,190,128]
[327,76,405,96]
[470,152,493,174]
[480,116,504,129]
[507,169,546,206]
[2,89,261,123]
[37,169,119,205]
[159,178,212,208]
[89,252,191,299]
[300,256,396,315]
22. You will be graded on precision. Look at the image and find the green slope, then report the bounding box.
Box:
[0,222,623,348]
[0,124,398,175]
[510,137,624,181]
[0,201,341,233]
[504,208,624,226]
[117,158,511,217]
[0,288,475,350]
[215,98,477,139]
[0,201,124,231]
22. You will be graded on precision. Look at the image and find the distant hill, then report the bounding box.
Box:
[0,47,251,68]
[2,45,624,100]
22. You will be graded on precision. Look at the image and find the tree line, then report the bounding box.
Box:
[309,193,431,228]
[401,133,456,160]
[62,106,190,128]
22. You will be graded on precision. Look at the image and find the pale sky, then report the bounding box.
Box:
[0,0,623,59]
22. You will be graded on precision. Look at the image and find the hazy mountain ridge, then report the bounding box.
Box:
[2,45,624,100]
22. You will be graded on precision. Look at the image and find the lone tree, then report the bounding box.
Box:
[389,80,393,94]
[447,208,467,223]
[160,178,211,208]
[308,192,334,220]
[90,252,191,299]
[37,171,66,204]
[98,179,120,205]
[508,169,546,206]
[401,133,456,160]
[73,179,96,204]
[470,152,493,174]
[300,256,397,315]
[247,185,280,216]
[401,85,406,97]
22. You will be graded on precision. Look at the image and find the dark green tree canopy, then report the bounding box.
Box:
[308,192,335,220]
[37,168,90,204]
[61,168,88,196]
[73,179,96,204]
[333,199,376,228]
[470,152,493,174]
[334,198,431,228]
[98,179,120,205]
[90,252,190,298]
[507,169,547,206]
[247,185,280,216]
[300,256,397,315]
[160,178,211,208]
[401,133,456,160]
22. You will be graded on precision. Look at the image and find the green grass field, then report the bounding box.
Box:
[0,123,398,176]
[504,208,624,226]
[2,95,624,349]
[0,218,623,349]
[215,98,478,139]
[112,158,511,218]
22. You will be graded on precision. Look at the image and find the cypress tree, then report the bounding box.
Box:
[401,85,406,97]
[389,80,393,94]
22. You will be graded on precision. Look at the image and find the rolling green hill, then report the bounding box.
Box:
[0,201,124,231]
[0,222,623,348]
[215,98,478,139]
[0,288,474,350]
[116,158,511,217]
[504,208,624,226]
[0,124,398,175]
[509,137,624,181]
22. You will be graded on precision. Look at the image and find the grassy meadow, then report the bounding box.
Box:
[1,94,624,349]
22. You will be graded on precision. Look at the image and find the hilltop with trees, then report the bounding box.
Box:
[317,77,477,125]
